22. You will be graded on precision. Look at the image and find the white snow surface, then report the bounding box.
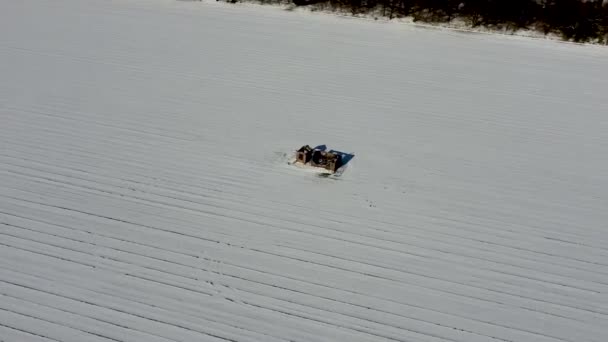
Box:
[2,0,608,341]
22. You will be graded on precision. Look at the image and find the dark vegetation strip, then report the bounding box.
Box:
[221,0,608,43]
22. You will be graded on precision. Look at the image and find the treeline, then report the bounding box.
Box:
[229,0,608,43]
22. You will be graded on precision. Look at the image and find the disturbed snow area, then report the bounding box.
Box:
[1,0,608,341]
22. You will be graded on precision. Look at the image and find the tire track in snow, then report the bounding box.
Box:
[2,170,599,300]
[0,323,60,342]
[0,229,472,342]
[2,175,604,340]
[3,150,607,275]
[3,164,606,293]
[0,213,597,342]
[2,184,604,332]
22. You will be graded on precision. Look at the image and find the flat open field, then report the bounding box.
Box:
[1,0,608,341]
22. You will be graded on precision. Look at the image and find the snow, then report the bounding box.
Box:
[1,0,608,341]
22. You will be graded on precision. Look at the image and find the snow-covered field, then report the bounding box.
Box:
[2,0,608,341]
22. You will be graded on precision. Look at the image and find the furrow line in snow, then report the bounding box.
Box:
[1,103,202,144]
[3,151,607,274]
[0,216,600,342]
[0,143,259,194]
[0,295,142,342]
[5,172,606,299]
[2,179,604,312]
[0,115,267,178]
[251,245,608,320]
[0,267,404,342]
[2,160,604,286]
[4,179,608,326]
[0,254,514,342]
[0,237,218,298]
[2,203,600,342]
[0,307,119,342]
[0,277,237,342]
[266,244,608,317]
[0,322,61,342]
[4,130,600,248]
[0,227,483,342]
[0,257,568,342]
[0,282,285,342]
[2,210,603,325]
[0,293,177,342]
[3,187,604,312]
[0,127,269,188]
[0,264,278,342]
